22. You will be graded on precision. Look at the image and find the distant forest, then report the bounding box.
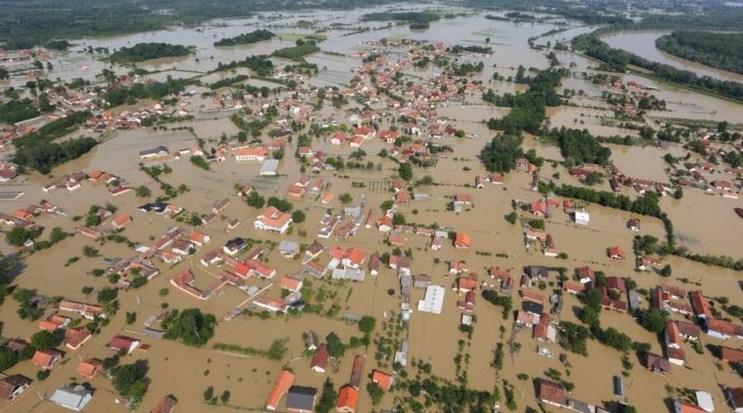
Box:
[0,0,400,49]
[656,31,743,75]
[109,43,192,63]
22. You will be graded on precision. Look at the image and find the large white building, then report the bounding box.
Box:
[417,285,445,314]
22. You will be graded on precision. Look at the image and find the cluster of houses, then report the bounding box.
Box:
[42,169,132,197]
[264,343,394,413]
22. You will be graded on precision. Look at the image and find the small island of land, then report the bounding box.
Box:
[110,42,192,63]
[214,29,274,46]
[272,40,320,60]
[656,30,743,75]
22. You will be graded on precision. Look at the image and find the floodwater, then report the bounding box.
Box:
[602,31,743,83]
[1,4,743,413]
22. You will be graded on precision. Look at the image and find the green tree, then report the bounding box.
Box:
[135,185,151,197]
[291,210,306,223]
[162,308,216,347]
[638,308,668,333]
[339,193,353,204]
[316,379,337,413]
[358,316,376,335]
[97,287,117,303]
[6,227,40,246]
[399,162,413,181]
[325,332,345,358]
[112,360,149,406]
[31,330,60,350]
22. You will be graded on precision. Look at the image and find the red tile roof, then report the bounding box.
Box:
[266,370,295,410]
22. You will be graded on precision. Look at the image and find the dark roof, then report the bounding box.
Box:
[522,301,544,315]
[287,386,316,411]
[525,266,549,279]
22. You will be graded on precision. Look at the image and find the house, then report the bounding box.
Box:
[350,354,364,388]
[32,349,62,370]
[525,266,549,281]
[673,400,708,413]
[413,274,432,289]
[151,395,178,413]
[705,318,743,340]
[212,198,231,214]
[266,370,296,411]
[254,207,292,233]
[533,314,556,342]
[644,352,671,375]
[65,327,93,350]
[234,146,268,161]
[311,343,329,373]
[371,370,393,391]
[111,214,132,229]
[719,345,743,363]
[190,231,210,247]
[49,384,93,412]
[691,291,712,318]
[368,253,380,276]
[695,391,714,413]
[336,385,359,413]
[305,241,325,261]
[171,239,195,255]
[278,240,300,258]
[573,210,590,225]
[253,296,288,313]
[454,232,472,249]
[676,320,701,340]
[607,246,625,260]
[139,146,169,160]
[223,237,248,255]
[726,387,743,413]
[536,378,567,407]
[280,275,303,292]
[575,266,595,284]
[77,358,103,379]
[287,386,317,413]
[455,275,479,293]
[0,375,31,401]
[109,334,140,353]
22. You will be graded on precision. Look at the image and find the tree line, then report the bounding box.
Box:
[572,34,743,102]
[214,29,274,46]
[656,31,743,75]
[109,43,192,64]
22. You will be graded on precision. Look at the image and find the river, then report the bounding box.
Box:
[602,30,743,83]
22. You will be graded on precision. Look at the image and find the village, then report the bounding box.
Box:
[0,4,742,413]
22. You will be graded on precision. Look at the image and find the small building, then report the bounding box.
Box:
[151,395,178,413]
[260,159,280,176]
[266,370,295,411]
[49,384,93,412]
[726,387,743,413]
[336,385,359,413]
[573,210,590,225]
[310,343,329,373]
[0,375,31,401]
[371,370,394,391]
[287,386,317,413]
[139,146,169,160]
